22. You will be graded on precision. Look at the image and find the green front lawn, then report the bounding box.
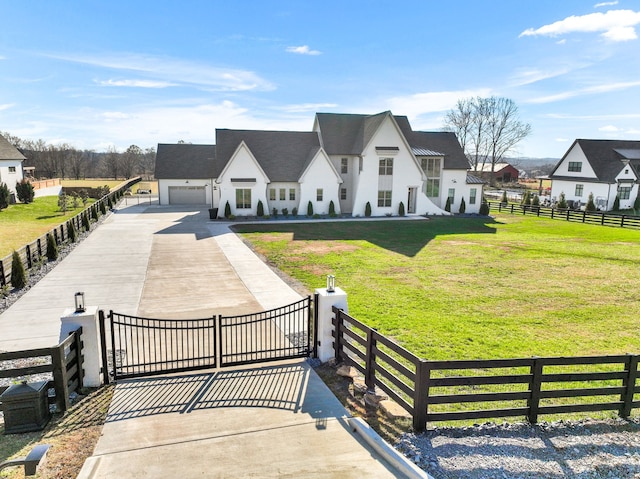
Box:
[0,196,94,258]
[234,215,640,361]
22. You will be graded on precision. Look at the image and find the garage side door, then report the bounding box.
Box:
[168,186,206,205]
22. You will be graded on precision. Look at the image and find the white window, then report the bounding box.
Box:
[8,166,16,173]
[316,188,323,201]
[619,186,631,200]
[421,158,441,198]
[289,188,296,201]
[269,188,276,201]
[379,158,393,175]
[340,188,347,200]
[236,189,251,209]
[575,184,584,197]
[448,188,455,205]
[469,188,477,205]
[341,158,348,174]
[568,162,582,172]
[279,188,286,201]
[378,190,392,207]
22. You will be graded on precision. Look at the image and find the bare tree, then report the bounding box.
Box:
[103,146,120,180]
[444,96,531,184]
[140,147,156,180]
[121,144,142,178]
[68,148,89,180]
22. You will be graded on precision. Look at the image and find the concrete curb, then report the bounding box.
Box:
[348,417,433,479]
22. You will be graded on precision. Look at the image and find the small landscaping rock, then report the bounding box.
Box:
[336,365,359,378]
[379,399,411,420]
[364,389,389,408]
[352,377,368,394]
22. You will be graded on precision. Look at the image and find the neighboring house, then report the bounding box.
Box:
[476,162,520,183]
[155,111,484,217]
[549,139,640,210]
[0,133,25,201]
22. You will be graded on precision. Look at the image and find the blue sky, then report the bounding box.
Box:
[1,0,639,158]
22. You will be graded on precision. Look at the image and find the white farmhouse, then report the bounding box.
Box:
[155,111,484,217]
[549,139,640,210]
[0,133,25,201]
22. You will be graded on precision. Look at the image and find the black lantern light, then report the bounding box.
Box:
[74,292,85,313]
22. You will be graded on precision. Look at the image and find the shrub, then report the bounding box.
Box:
[459,197,466,214]
[0,183,9,210]
[46,233,58,261]
[532,194,540,206]
[257,200,264,217]
[107,197,113,209]
[307,201,313,217]
[100,201,107,215]
[79,189,89,206]
[16,179,35,203]
[82,211,90,231]
[613,195,620,211]
[479,201,490,215]
[272,207,278,218]
[58,193,69,213]
[292,207,298,217]
[365,201,372,217]
[224,201,231,218]
[398,201,405,217]
[635,193,640,211]
[444,197,451,212]
[586,192,596,212]
[282,207,289,217]
[91,205,98,221]
[11,251,26,289]
[557,192,567,209]
[67,221,78,243]
[329,201,336,217]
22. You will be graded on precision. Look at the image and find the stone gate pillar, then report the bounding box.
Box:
[314,286,348,363]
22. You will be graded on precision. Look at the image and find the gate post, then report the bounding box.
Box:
[60,305,103,387]
[314,286,348,363]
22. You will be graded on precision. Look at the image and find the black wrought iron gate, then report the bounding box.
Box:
[99,296,315,381]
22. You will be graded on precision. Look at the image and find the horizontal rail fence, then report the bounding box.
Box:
[488,202,640,230]
[332,307,640,431]
[107,312,217,380]
[220,296,312,367]
[0,177,141,288]
[0,327,84,413]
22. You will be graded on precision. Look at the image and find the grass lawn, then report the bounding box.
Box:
[0,196,94,258]
[234,214,640,361]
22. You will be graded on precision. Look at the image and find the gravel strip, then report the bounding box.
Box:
[396,418,640,478]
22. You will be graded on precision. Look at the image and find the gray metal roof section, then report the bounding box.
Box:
[550,139,640,182]
[614,148,640,159]
[466,174,486,184]
[412,147,445,156]
[0,134,26,161]
[216,129,322,182]
[154,144,217,179]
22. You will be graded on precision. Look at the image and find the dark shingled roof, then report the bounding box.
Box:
[215,129,322,182]
[550,139,640,182]
[0,134,26,161]
[317,112,470,170]
[154,144,217,179]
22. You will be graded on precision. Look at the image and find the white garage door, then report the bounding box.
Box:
[168,186,206,205]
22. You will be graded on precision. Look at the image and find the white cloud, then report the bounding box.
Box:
[599,125,621,132]
[285,45,322,55]
[277,103,338,113]
[0,104,14,111]
[520,9,640,42]
[509,66,578,87]
[594,1,618,8]
[46,52,274,92]
[95,79,177,88]
[527,80,640,103]
[385,89,493,119]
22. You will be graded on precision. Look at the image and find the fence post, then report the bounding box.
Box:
[312,293,319,358]
[620,354,639,418]
[582,211,586,223]
[601,213,605,226]
[73,327,84,390]
[621,215,626,228]
[413,359,430,432]
[365,329,376,390]
[551,208,555,219]
[0,260,5,287]
[528,357,543,424]
[333,308,342,363]
[26,245,32,269]
[510,204,515,214]
[98,310,110,385]
[51,343,71,413]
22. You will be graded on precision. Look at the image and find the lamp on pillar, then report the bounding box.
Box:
[74,292,85,313]
[326,275,335,293]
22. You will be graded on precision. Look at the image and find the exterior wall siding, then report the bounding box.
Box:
[0,160,25,197]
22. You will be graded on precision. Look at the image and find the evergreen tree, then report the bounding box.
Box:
[0,183,9,210]
[634,192,640,211]
[257,200,264,217]
[445,197,451,212]
[557,192,568,209]
[100,201,107,215]
[520,191,530,205]
[459,197,466,214]
[67,221,78,243]
[586,192,596,212]
[16,179,35,203]
[307,201,313,217]
[91,205,98,220]
[500,191,508,205]
[365,201,372,217]
[82,211,90,231]
[224,201,231,218]
[613,195,620,211]
[479,200,490,215]
[329,200,336,217]
[532,195,540,206]
[398,201,405,217]
[46,233,58,261]
[11,250,26,289]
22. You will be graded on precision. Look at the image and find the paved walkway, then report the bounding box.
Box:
[1,201,426,478]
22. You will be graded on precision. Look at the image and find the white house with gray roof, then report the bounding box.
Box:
[549,139,640,210]
[155,111,484,217]
[0,133,25,200]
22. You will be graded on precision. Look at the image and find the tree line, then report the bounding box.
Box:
[0,131,156,180]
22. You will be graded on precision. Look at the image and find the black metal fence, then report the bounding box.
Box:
[332,307,640,431]
[488,202,640,230]
[0,327,84,413]
[102,297,314,381]
[0,177,142,288]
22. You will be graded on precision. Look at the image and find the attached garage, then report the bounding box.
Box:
[168,186,207,205]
